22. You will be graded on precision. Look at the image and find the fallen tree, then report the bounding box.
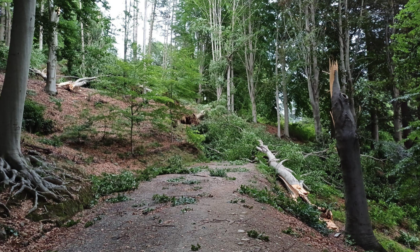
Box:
[256,140,338,231]
[57,76,98,91]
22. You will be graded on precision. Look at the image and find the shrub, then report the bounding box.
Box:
[39,136,63,147]
[23,99,54,135]
[91,171,138,196]
[396,231,420,249]
[370,200,405,229]
[239,185,329,235]
[209,169,227,177]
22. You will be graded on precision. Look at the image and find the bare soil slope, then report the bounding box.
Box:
[57,162,352,252]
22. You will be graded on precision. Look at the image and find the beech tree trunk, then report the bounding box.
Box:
[275,29,281,138]
[0,0,36,169]
[0,3,5,42]
[45,4,59,95]
[5,3,11,47]
[329,62,385,252]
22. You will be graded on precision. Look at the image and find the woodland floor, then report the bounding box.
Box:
[56,162,354,252]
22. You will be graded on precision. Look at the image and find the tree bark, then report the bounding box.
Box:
[79,0,85,72]
[0,0,36,169]
[142,0,147,56]
[133,0,138,61]
[39,0,44,50]
[280,43,289,137]
[147,0,157,57]
[45,4,59,95]
[275,27,281,138]
[329,62,385,252]
[5,3,11,47]
[401,100,413,148]
[371,110,379,142]
[0,3,5,42]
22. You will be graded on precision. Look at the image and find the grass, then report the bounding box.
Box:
[106,194,131,203]
[209,169,227,177]
[153,194,172,203]
[247,230,269,242]
[172,196,196,206]
[167,177,186,183]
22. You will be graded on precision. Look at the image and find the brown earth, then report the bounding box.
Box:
[56,162,353,252]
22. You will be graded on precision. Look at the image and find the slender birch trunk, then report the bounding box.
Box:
[133,0,138,61]
[45,3,59,95]
[275,22,281,138]
[0,3,4,42]
[147,0,157,56]
[79,0,85,70]
[142,0,147,56]
[281,43,289,137]
[39,0,44,50]
[5,3,11,46]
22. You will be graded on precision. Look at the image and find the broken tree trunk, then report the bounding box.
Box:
[256,140,338,231]
[329,61,385,252]
[256,140,308,201]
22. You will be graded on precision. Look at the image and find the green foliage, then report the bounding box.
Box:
[182,180,201,185]
[197,108,275,160]
[0,43,8,70]
[239,185,329,235]
[370,200,405,229]
[152,194,172,203]
[282,227,301,238]
[186,127,205,150]
[50,97,63,112]
[209,168,227,177]
[142,208,155,215]
[91,171,138,197]
[167,177,186,183]
[396,231,420,249]
[23,99,54,135]
[106,194,131,203]
[191,243,201,251]
[288,121,316,142]
[375,231,414,252]
[171,196,196,206]
[3,226,19,237]
[84,215,102,228]
[39,136,63,147]
[247,230,269,242]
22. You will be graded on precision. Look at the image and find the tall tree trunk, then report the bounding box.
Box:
[330,63,385,252]
[275,24,281,138]
[45,4,59,95]
[5,3,11,46]
[0,3,4,43]
[147,0,156,56]
[305,3,322,140]
[124,0,130,62]
[142,0,147,56]
[133,0,138,61]
[227,63,231,112]
[231,62,234,112]
[0,0,36,169]
[79,0,85,72]
[371,110,379,142]
[281,43,289,137]
[39,0,44,50]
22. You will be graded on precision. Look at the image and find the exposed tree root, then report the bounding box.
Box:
[0,155,71,215]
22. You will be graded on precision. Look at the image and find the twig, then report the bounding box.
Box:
[303,149,328,158]
[0,202,10,217]
[361,155,386,162]
[205,146,225,156]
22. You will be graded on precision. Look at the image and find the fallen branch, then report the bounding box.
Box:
[57,76,98,91]
[256,140,338,231]
[29,68,47,81]
[303,149,328,159]
[361,154,386,162]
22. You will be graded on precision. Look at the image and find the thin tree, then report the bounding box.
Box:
[147,0,157,56]
[133,0,139,61]
[0,0,67,214]
[45,1,60,95]
[79,0,85,73]
[0,3,6,42]
[39,0,44,50]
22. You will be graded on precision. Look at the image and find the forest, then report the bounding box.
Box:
[0,0,419,251]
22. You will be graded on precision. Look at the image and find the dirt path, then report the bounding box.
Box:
[58,162,352,252]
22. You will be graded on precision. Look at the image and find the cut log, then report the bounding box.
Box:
[57,77,98,91]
